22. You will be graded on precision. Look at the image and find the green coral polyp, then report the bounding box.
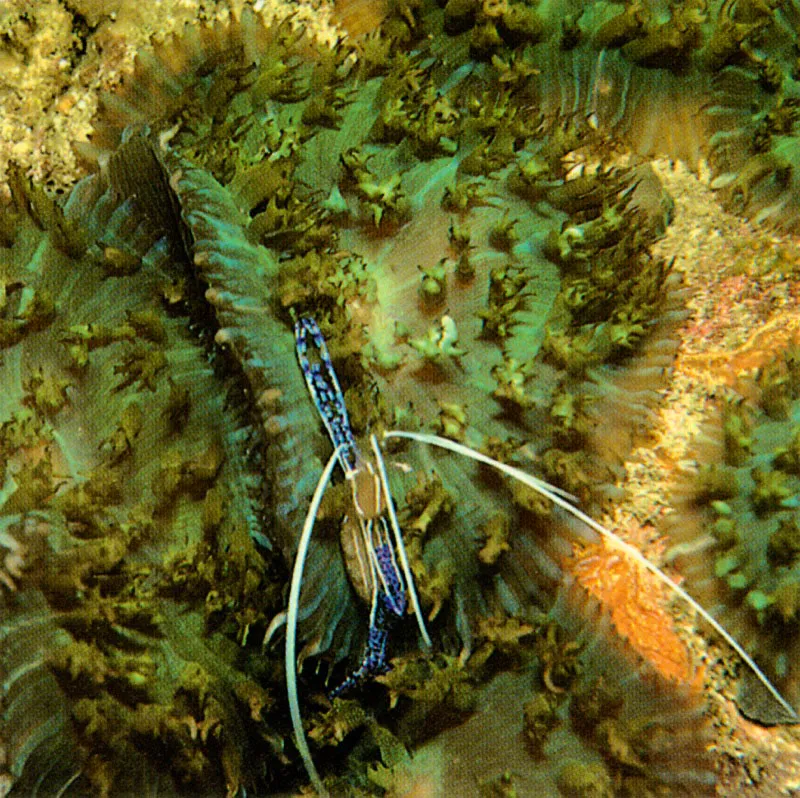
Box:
[488,210,520,251]
[723,401,754,465]
[23,368,72,416]
[751,466,794,514]
[669,345,800,720]
[417,260,448,305]
[768,517,800,567]
[757,355,800,419]
[409,315,466,362]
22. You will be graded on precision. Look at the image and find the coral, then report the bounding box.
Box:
[707,40,800,230]
[667,344,800,722]
[18,0,800,791]
[71,1,692,699]
[364,583,714,796]
[433,0,800,231]
[0,136,282,794]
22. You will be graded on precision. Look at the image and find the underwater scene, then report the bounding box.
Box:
[1,0,800,794]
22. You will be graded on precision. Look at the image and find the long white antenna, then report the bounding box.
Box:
[286,446,343,798]
[384,430,798,720]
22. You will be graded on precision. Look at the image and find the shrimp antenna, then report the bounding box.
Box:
[286,444,343,798]
[384,429,798,721]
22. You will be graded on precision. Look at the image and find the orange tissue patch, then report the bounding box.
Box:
[571,534,696,685]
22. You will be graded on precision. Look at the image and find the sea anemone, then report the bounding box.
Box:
[79,2,690,672]
[705,0,800,230]
[0,145,284,794]
[353,581,715,796]
[4,0,798,793]
[408,0,800,231]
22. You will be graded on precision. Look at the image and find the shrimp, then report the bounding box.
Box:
[286,316,797,797]
[286,317,431,795]
[293,316,430,689]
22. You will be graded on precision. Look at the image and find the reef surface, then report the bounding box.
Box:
[0,0,800,795]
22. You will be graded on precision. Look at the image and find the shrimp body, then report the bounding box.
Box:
[294,317,420,695]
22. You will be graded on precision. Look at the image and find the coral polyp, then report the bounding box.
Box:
[667,345,800,723]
